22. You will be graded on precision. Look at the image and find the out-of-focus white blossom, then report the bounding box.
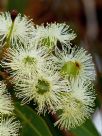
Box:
[0,117,21,136]
[0,81,14,115]
[55,80,96,129]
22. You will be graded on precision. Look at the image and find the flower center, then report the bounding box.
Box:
[36,79,50,95]
[23,56,36,65]
[60,61,80,77]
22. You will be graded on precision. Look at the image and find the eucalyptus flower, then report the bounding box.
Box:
[53,47,96,81]
[55,80,95,129]
[14,70,69,114]
[33,23,76,49]
[0,11,34,46]
[0,81,14,115]
[2,45,48,81]
[0,117,21,136]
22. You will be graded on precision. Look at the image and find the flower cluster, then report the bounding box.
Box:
[0,10,96,132]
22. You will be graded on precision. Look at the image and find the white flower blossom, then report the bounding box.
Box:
[33,23,76,48]
[0,117,21,136]
[14,69,69,114]
[0,12,34,46]
[55,80,96,129]
[53,47,96,81]
[0,81,14,115]
[2,45,48,81]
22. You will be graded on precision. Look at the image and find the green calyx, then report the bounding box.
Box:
[5,11,18,48]
[60,61,80,77]
[6,22,14,47]
[41,37,56,48]
[23,56,36,65]
[36,79,50,95]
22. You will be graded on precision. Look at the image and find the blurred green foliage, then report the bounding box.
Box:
[71,119,99,136]
[15,102,52,136]
[7,0,28,13]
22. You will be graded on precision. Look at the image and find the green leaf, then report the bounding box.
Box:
[70,119,100,136]
[43,113,63,136]
[7,0,28,13]
[15,102,53,136]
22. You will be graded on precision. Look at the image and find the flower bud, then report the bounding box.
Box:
[10,10,18,22]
